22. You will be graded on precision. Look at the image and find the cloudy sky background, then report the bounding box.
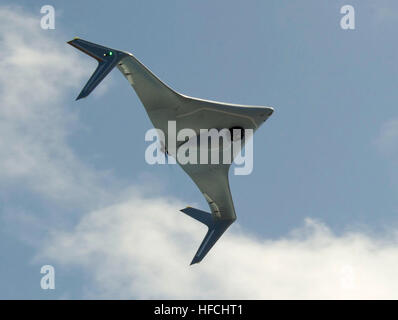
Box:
[1,1,398,299]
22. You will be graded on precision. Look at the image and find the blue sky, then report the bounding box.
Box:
[1,1,398,299]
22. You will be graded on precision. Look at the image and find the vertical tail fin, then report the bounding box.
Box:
[67,38,127,100]
[180,207,234,265]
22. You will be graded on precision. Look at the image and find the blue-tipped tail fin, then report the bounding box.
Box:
[180,207,234,265]
[181,207,213,227]
[67,38,128,100]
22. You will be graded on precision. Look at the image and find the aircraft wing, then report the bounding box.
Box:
[117,54,273,143]
[179,161,236,264]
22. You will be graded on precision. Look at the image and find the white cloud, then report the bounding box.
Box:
[0,7,117,208]
[39,194,398,299]
[2,6,398,300]
[375,119,398,158]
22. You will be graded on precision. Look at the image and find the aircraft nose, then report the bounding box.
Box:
[267,107,274,116]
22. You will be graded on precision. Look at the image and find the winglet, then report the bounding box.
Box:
[180,207,234,265]
[67,38,128,100]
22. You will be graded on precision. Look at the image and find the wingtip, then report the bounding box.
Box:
[67,37,79,45]
[190,256,201,265]
[75,92,86,101]
[75,86,90,100]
